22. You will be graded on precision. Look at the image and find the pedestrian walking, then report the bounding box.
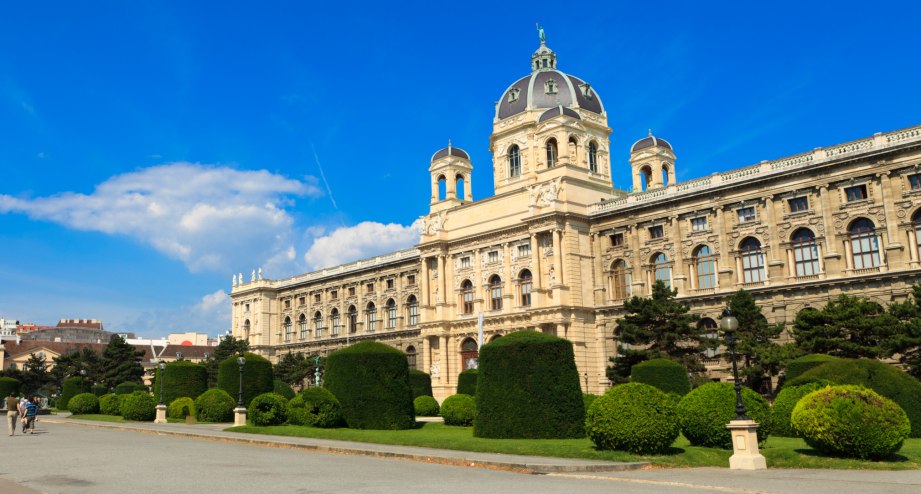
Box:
[5,391,18,436]
[23,396,38,434]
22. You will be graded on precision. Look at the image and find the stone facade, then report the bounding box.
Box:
[230,39,921,400]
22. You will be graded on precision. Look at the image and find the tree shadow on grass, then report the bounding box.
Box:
[794,448,909,463]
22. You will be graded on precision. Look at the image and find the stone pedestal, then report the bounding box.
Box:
[154,404,168,424]
[726,420,767,470]
[233,407,247,426]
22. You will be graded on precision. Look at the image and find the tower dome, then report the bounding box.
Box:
[631,131,673,153]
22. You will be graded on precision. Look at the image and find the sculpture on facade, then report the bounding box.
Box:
[251,270,256,282]
[257,268,263,280]
[232,274,237,286]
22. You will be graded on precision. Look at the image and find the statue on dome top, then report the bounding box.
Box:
[536,23,545,44]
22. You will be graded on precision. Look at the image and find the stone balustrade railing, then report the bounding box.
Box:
[235,248,421,290]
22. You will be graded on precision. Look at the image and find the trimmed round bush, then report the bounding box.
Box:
[114,382,148,395]
[287,387,342,427]
[120,390,156,421]
[194,388,235,423]
[60,377,88,410]
[99,393,122,416]
[409,370,433,398]
[457,369,478,396]
[156,361,207,405]
[770,381,831,437]
[441,394,476,426]
[414,395,440,416]
[586,383,680,454]
[249,392,288,426]
[217,353,274,407]
[474,331,584,439]
[677,382,772,448]
[784,354,841,384]
[68,392,100,414]
[324,341,415,430]
[273,380,296,400]
[167,397,196,420]
[630,358,691,396]
[0,377,20,400]
[792,385,910,459]
[788,358,921,437]
[583,393,599,412]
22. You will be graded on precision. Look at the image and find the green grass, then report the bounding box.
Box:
[69,414,126,423]
[227,422,921,470]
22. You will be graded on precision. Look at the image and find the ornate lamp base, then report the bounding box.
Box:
[233,407,247,426]
[154,404,168,424]
[726,420,767,470]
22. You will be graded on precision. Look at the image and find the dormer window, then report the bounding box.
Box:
[579,83,594,99]
[545,79,557,95]
[507,88,520,104]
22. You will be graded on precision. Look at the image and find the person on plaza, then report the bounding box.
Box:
[18,395,30,434]
[5,391,19,436]
[22,396,38,434]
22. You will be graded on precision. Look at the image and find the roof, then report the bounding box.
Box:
[538,106,582,123]
[631,134,673,153]
[496,70,604,120]
[430,146,470,161]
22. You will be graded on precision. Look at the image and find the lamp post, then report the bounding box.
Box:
[721,307,766,470]
[233,355,247,426]
[153,360,168,424]
[720,309,748,420]
[157,361,166,405]
[236,355,246,408]
[79,369,87,394]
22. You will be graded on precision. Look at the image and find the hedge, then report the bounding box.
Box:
[784,354,841,385]
[287,387,342,427]
[583,393,599,412]
[99,393,122,416]
[770,381,831,437]
[474,331,584,439]
[792,385,910,459]
[414,395,440,416]
[0,377,19,400]
[217,353,274,407]
[586,383,680,454]
[409,370,433,398]
[167,397,197,420]
[120,390,156,421]
[630,358,691,395]
[115,382,148,395]
[60,377,88,410]
[441,394,476,426]
[194,388,236,423]
[324,341,415,430]
[457,369,478,396]
[249,393,289,426]
[788,358,921,437]
[676,382,772,448]
[68,393,100,414]
[155,361,207,405]
[273,380,296,400]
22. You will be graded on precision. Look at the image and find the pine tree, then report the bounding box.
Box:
[100,335,145,388]
[607,281,702,382]
[725,290,794,389]
[204,335,249,387]
[51,347,103,386]
[887,284,921,378]
[273,352,319,387]
[792,294,899,358]
[21,353,51,394]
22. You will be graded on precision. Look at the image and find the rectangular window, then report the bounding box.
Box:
[244,303,250,312]
[460,256,471,269]
[738,207,756,223]
[298,296,305,306]
[517,244,531,257]
[845,184,868,202]
[366,283,374,293]
[691,217,708,232]
[648,225,664,239]
[348,287,355,297]
[407,275,416,285]
[386,279,394,289]
[284,300,291,309]
[330,290,338,300]
[610,232,624,247]
[314,293,321,303]
[910,174,921,191]
[408,302,418,326]
[488,251,499,263]
[788,196,809,213]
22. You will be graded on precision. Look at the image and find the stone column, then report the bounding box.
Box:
[716,207,732,287]
[879,173,902,248]
[843,236,854,270]
[590,232,603,304]
[787,248,795,277]
[437,255,446,304]
[552,229,563,286]
[439,335,448,384]
[473,249,483,311]
[764,196,779,261]
[421,336,431,379]
[819,185,838,254]
[908,228,920,264]
[671,215,685,295]
[421,257,431,307]
[530,233,542,305]
[503,242,513,311]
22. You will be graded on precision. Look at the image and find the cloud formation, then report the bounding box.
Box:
[303,221,420,270]
[121,289,231,336]
[0,162,321,272]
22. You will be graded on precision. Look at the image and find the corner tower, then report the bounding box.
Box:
[629,131,676,192]
[429,141,473,213]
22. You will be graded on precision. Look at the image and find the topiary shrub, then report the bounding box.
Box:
[156,361,207,405]
[583,393,599,412]
[770,381,831,437]
[273,380,296,400]
[784,354,841,384]
[99,393,122,416]
[249,392,288,426]
[792,385,910,459]
[474,331,584,439]
[324,341,415,430]
[788,358,921,437]
[167,397,197,420]
[586,383,680,454]
[120,390,156,421]
[68,392,100,414]
[630,359,691,396]
[60,377,88,410]
[409,370,433,398]
[217,353,274,407]
[194,388,235,423]
[114,382,148,395]
[441,394,476,426]
[91,384,108,397]
[677,382,772,448]
[414,395,440,416]
[0,377,20,401]
[457,369,478,396]
[287,387,343,427]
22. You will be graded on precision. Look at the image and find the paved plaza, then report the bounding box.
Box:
[0,419,919,493]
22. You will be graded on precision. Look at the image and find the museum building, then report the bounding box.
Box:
[230,37,921,399]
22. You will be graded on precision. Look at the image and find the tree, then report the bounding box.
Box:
[100,335,145,388]
[51,347,103,387]
[21,353,52,394]
[886,284,921,378]
[608,281,702,383]
[792,294,899,359]
[274,352,319,387]
[724,290,796,390]
[204,335,249,387]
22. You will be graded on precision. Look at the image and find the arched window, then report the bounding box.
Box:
[407,295,419,326]
[699,318,719,358]
[740,237,765,283]
[386,299,397,329]
[610,260,629,300]
[693,245,716,289]
[652,253,671,287]
[546,138,558,168]
[366,302,377,332]
[508,145,521,178]
[588,141,598,173]
[461,280,474,314]
[331,308,340,336]
[489,275,503,311]
[519,269,532,307]
[461,338,479,370]
[313,311,323,338]
[283,316,292,342]
[455,174,466,200]
[405,345,417,370]
[298,313,308,339]
[348,305,358,333]
[640,166,652,191]
[791,228,820,276]
[242,319,250,341]
[437,175,446,201]
[661,164,669,187]
[849,218,880,269]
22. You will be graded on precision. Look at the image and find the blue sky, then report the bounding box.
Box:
[2,1,919,337]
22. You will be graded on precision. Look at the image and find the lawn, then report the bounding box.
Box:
[227,422,921,470]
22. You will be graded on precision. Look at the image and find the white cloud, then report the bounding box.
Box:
[120,290,231,337]
[303,221,420,270]
[0,162,321,272]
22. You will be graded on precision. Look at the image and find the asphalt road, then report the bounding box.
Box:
[1,421,919,494]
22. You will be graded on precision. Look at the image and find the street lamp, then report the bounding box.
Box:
[157,361,166,405]
[720,308,748,421]
[79,369,87,394]
[236,355,246,408]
